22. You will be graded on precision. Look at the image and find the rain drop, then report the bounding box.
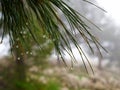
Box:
[30,52,33,55]
[17,57,20,60]
[26,51,29,54]
[43,35,46,38]
[26,22,28,25]
[16,45,19,48]
[23,31,26,34]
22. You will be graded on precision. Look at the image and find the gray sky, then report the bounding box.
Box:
[0,35,10,57]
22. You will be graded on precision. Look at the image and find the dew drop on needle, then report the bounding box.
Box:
[30,52,33,55]
[17,57,20,60]
[16,45,19,48]
[26,51,29,54]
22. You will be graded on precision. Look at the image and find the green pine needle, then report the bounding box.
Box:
[0,0,106,74]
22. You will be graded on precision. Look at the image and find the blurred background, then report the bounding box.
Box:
[0,0,120,90]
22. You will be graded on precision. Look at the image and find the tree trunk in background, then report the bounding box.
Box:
[13,42,26,90]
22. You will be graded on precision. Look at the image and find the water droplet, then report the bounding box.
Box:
[43,35,46,38]
[26,51,29,54]
[17,57,20,60]
[26,22,28,25]
[59,55,62,58]
[16,45,19,48]
[23,31,26,34]
[30,52,33,55]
